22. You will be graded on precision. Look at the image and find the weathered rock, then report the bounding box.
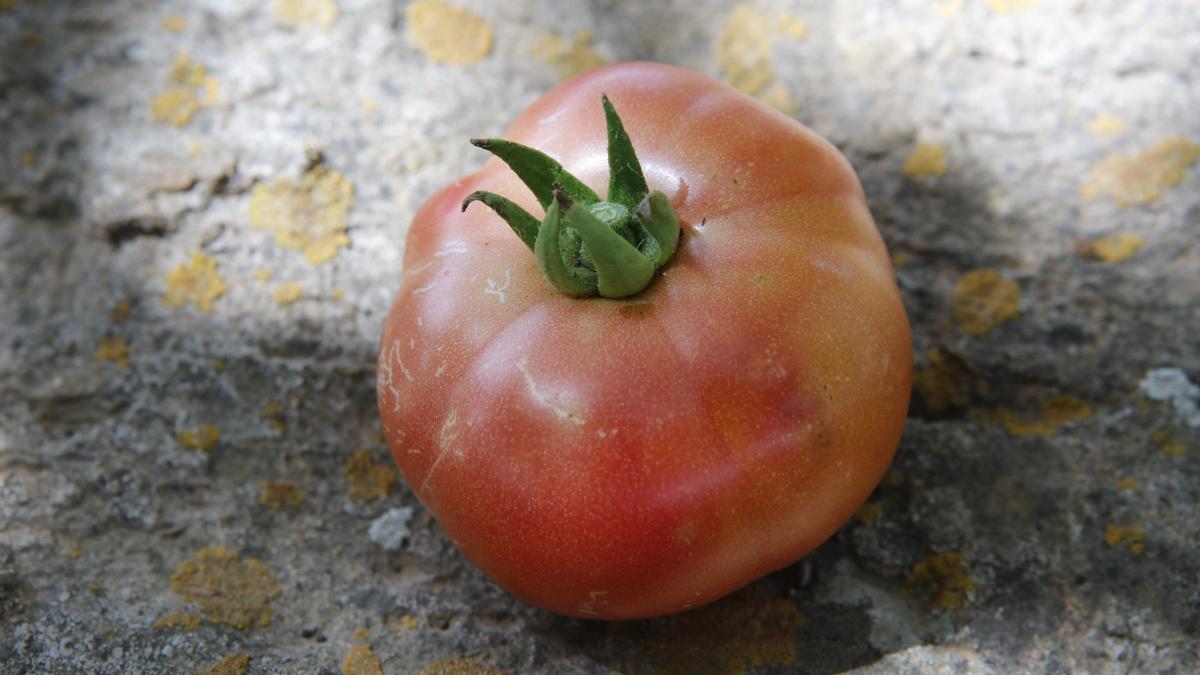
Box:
[1,1,1196,672]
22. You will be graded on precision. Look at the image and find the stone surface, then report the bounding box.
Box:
[1,0,1198,673]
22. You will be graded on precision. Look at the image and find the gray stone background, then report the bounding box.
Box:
[2,0,1198,673]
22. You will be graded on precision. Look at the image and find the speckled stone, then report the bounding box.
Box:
[1,1,1197,673]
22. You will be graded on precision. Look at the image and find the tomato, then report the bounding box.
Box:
[377,62,910,619]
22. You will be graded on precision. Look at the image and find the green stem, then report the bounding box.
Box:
[466,97,682,299]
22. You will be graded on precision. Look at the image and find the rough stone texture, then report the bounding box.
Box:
[1,0,1198,673]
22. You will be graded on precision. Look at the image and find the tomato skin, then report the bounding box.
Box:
[378,62,911,619]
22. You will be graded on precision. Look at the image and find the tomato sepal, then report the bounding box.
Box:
[461,190,538,250]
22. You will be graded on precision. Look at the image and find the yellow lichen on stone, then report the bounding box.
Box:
[112,301,132,322]
[20,150,37,167]
[1087,113,1127,138]
[881,469,905,489]
[273,0,339,30]
[407,0,493,65]
[1083,231,1143,262]
[854,502,883,525]
[1104,524,1145,555]
[150,89,200,127]
[716,5,775,96]
[258,481,304,510]
[986,0,1041,12]
[170,547,280,629]
[997,395,1092,438]
[903,142,948,178]
[951,269,1019,336]
[1082,137,1200,207]
[778,12,809,40]
[342,644,384,675]
[162,16,187,32]
[758,82,799,117]
[1152,430,1186,456]
[398,614,420,630]
[164,252,228,312]
[153,611,203,631]
[0,0,14,11]
[249,165,353,264]
[199,652,251,675]
[351,626,371,642]
[261,401,285,432]
[151,54,219,126]
[346,450,396,501]
[96,337,131,368]
[904,552,974,612]
[415,659,504,675]
[1115,477,1136,491]
[936,0,965,18]
[177,424,221,452]
[914,347,972,413]
[273,281,303,305]
[531,31,607,80]
[715,5,806,114]
[169,52,208,87]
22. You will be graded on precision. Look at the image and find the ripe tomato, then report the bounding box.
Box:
[378,62,910,619]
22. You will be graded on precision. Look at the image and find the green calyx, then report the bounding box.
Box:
[462,95,681,299]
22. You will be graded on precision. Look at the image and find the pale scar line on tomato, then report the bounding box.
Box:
[484,269,512,304]
[377,339,413,413]
[435,240,468,256]
[411,280,437,295]
[516,359,587,426]
[420,409,461,495]
[577,590,609,616]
